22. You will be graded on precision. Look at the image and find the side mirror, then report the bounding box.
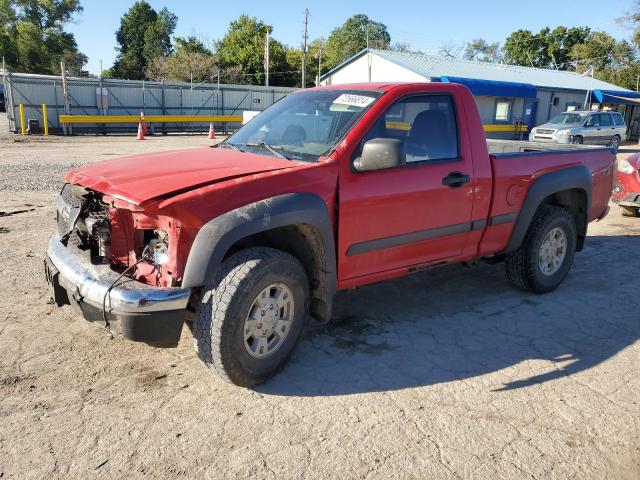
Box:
[353,138,405,172]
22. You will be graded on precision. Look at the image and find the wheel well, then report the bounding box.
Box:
[540,188,588,251]
[224,224,330,322]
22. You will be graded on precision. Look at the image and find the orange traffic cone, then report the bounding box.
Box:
[209,122,216,140]
[137,121,145,140]
[140,111,148,135]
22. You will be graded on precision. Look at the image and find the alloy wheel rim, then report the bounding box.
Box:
[243,283,294,359]
[538,227,567,276]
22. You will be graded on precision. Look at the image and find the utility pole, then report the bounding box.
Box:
[264,31,270,87]
[366,23,372,82]
[98,59,104,117]
[61,61,71,135]
[366,22,370,49]
[316,46,322,86]
[302,8,309,88]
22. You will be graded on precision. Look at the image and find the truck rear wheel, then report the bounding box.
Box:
[505,205,577,293]
[193,247,309,387]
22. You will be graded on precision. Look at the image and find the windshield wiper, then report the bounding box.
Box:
[243,143,292,160]
[216,142,244,152]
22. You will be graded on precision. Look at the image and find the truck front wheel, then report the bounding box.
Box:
[194,247,309,387]
[505,205,577,293]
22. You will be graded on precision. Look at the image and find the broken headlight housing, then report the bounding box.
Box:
[149,229,170,265]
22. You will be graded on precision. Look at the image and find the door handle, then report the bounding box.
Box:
[442,171,471,188]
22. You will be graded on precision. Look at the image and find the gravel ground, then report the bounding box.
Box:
[1,117,639,479]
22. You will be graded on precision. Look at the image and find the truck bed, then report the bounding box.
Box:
[477,140,616,257]
[487,139,612,156]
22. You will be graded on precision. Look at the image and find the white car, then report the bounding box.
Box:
[531,111,627,149]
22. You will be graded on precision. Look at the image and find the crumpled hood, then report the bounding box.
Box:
[65,147,297,204]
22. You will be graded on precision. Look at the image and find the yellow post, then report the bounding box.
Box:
[42,104,49,136]
[19,103,26,135]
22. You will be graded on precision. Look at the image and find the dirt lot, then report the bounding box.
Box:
[1,119,639,479]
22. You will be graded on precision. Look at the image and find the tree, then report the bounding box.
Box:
[324,14,391,71]
[147,36,219,83]
[0,0,86,74]
[111,1,176,80]
[390,41,421,54]
[503,26,589,69]
[439,42,464,59]
[216,15,290,86]
[571,31,638,90]
[463,38,502,62]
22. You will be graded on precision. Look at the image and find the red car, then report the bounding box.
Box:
[613,154,640,216]
[45,83,615,386]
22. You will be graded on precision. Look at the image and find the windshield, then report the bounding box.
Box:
[548,113,587,125]
[224,89,382,162]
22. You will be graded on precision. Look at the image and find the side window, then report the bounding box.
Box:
[494,99,512,122]
[586,114,600,127]
[363,95,459,163]
[600,114,612,127]
[613,113,625,126]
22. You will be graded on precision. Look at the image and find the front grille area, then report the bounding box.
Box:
[56,185,111,262]
[56,184,84,237]
[536,129,555,134]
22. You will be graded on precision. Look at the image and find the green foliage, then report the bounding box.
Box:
[324,14,390,71]
[571,32,638,90]
[216,15,289,86]
[15,0,81,28]
[503,26,590,69]
[0,0,86,74]
[284,38,325,87]
[111,1,176,80]
[174,36,212,55]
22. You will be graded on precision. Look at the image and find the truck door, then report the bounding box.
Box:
[337,94,477,281]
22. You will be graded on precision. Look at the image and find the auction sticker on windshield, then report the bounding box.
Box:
[332,94,376,108]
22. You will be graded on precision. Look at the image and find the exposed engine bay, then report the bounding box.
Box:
[55,184,179,287]
[57,184,112,262]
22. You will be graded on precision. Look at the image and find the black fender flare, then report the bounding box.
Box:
[505,166,592,253]
[181,192,337,321]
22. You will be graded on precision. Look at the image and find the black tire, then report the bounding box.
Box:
[608,135,621,150]
[505,205,577,293]
[620,205,640,217]
[571,136,583,145]
[194,247,309,387]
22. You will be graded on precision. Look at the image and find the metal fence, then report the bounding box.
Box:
[2,72,297,134]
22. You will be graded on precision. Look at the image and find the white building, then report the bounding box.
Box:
[321,49,640,140]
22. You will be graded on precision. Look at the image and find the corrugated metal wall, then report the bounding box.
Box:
[2,73,297,134]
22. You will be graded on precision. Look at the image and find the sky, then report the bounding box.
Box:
[67,0,635,74]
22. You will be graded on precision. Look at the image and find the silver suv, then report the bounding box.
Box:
[531,111,626,149]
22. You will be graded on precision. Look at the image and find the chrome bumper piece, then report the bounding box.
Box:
[46,233,191,315]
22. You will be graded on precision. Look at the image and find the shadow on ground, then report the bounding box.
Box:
[260,235,640,396]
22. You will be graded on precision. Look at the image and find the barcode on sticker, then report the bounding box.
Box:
[332,94,375,108]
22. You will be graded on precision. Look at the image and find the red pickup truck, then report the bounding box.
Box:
[45,83,615,386]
